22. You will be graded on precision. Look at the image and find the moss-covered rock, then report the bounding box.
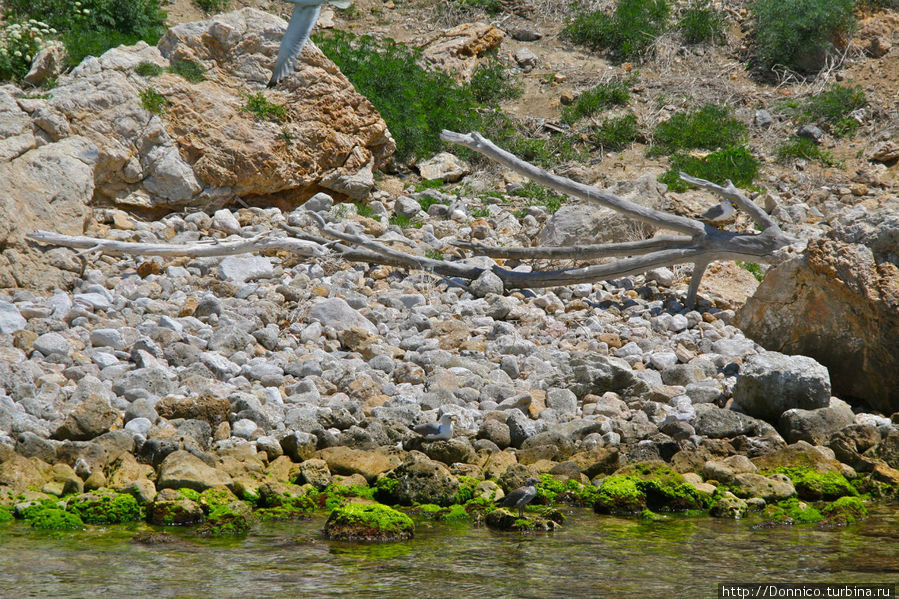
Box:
[147,489,205,526]
[760,498,824,525]
[376,455,459,506]
[594,462,710,515]
[196,501,253,536]
[710,491,748,519]
[537,473,600,506]
[66,492,143,524]
[485,508,560,531]
[323,503,414,542]
[29,508,84,530]
[770,467,856,501]
[0,505,14,523]
[822,496,867,525]
[198,486,239,512]
[407,503,470,521]
[254,481,316,519]
[318,483,376,511]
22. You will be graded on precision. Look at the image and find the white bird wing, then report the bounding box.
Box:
[329,0,352,7]
[269,3,322,87]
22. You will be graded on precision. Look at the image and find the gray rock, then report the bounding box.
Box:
[733,351,831,422]
[232,418,259,439]
[778,398,855,445]
[755,109,773,128]
[33,332,71,356]
[469,270,504,298]
[219,255,273,283]
[280,431,317,461]
[212,209,242,234]
[90,328,126,350]
[692,404,769,439]
[156,450,232,492]
[112,368,176,398]
[0,300,26,334]
[307,297,378,335]
[124,398,158,424]
[303,192,334,213]
[124,417,152,438]
[546,388,577,415]
[731,472,796,501]
[477,419,511,449]
[514,47,538,69]
[506,409,537,448]
[797,124,825,143]
[16,431,56,463]
[52,395,122,441]
[394,196,422,218]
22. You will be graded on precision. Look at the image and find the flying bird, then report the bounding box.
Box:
[413,413,457,442]
[495,477,540,519]
[268,0,352,87]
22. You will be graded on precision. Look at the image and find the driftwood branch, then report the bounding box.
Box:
[27,132,797,308]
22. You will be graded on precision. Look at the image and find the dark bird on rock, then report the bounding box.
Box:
[413,413,457,441]
[269,0,351,87]
[495,477,540,519]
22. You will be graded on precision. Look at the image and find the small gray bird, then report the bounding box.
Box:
[268,0,352,87]
[413,413,457,441]
[698,200,735,226]
[496,477,540,519]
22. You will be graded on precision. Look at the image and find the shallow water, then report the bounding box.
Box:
[2,505,897,599]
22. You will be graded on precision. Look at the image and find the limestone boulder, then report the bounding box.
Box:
[778,399,855,446]
[379,453,460,506]
[52,395,123,442]
[156,450,233,492]
[316,446,400,483]
[421,22,505,81]
[537,174,667,247]
[735,224,898,413]
[732,351,832,422]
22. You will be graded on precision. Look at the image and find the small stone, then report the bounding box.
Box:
[219,255,273,284]
[33,332,71,356]
[303,192,334,213]
[212,209,242,234]
[514,48,538,69]
[416,152,470,183]
[797,125,824,143]
[0,300,26,335]
[511,29,543,41]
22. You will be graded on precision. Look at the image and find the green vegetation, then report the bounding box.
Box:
[29,507,84,530]
[414,178,445,192]
[411,503,470,521]
[561,79,631,125]
[178,488,201,502]
[0,506,14,523]
[354,202,375,219]
[738,261,765,282]
[197,504,251,535]
[749,0,855,73]
[659,145,760,191]
[513,182,568,213]
[169,58,206,82]
[537,474,601,506]
[315,31,482,162]
[5,0,167,68]
[470,206,491,218]
[650,104,746,156]
[195,0,228,13]
[389,214,412,228]
[821,496,867,525]
[325,503,414,535]
[241,92,287,121]
[454,0,504,15]
[469,58,522,103]
[417,193,448,212]
[779,85,866,137]
[140,86,167,114]
[135,60,163,77]
[590,113,641,151]
[0,20,54,81]
[776,137,838,166]
[762,498,824,525]
[425,249,444,261]
[771,467,857,501]
[317,484,377,511]
[564,0,670,59]
[679,0,725,45]
[66,492,142,524]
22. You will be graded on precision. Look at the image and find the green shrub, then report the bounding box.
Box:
[564,0,670,60]
[140,86,167,113]
[0,21,54,81]
[469,59,522,104]
[775,137,838,166]
[591,113,641,151]
[169,58,206,82]
[513,181,567,213]
[779,84,866,137]
[650,104,747,156]
[660,145,760,191]
[737,261,765,281]
[454,0,504,15]
[6,0,167,68]
[314,31,482,162]
[679,0,725,45]
[241,92,287,121]
[135,60,163,76]
[750,0,855,73]
[194,0,229,13]
[561,79,630,124]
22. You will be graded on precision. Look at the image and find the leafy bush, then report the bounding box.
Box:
[749,0,855,73]
[241,92,287,121]
[738,261,765,281]
[679,0,725,45]
[775,136,838,165]
[135,60,163,77]
[315,31,484,163]
[779,84,866,137]
[169,58,206,82]
[659,145,760,191]
[140,86,167,113]
[469,59,522,103]
[513,182,568,213]
[649,104,746,156]
[194,0,229,13]
[454,0,504,15]
[591,113,641,151]
[564,0,670,60]
[0,21,54,81]
[561,79,630,124]
[5,0,167,68]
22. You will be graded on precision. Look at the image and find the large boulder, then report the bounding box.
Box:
[156,450,233,492]
[537,174,667,247]
[732,351,832,422]
[52,395,123,442]
[378,454,460,506]
[778,399,855,445]
[735,216,898,413]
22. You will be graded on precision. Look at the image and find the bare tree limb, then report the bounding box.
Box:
[452,235,692,260]
[678,173,778,231]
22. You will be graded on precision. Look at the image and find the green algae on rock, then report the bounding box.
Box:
[323,503,414,542]
[594,462,710,515]
[821,496,868,525]
[407,503,470,522]
[196,501,253,536]
[485,507,560,531]
[760,498,824,526]
[66,492,143,524]
[147,489,205,526]
[769,467,857,501]
[0,505,14,523]
[29,507,84,530]
[537,473,600,506]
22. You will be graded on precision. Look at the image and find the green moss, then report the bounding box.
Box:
[595,463,711,515]
[375,476,399,499]
[169,58,206,82]
[29,508,84,530]
[178,488,201,502]
[0,506,13,523]
[67,492,142,524]
[198,488,237,513]
[320,484,376,511]
[537,474,600,506]
[821,496,867,525]
[327,503,414,533]
[197,504,251,535]
[409,503,470,521]
[18,499,59,520]
[761,498,823,525]
[135,60,163,77]
[455,476,481,505]
[770,467,856,501]
[595,476,647,514]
